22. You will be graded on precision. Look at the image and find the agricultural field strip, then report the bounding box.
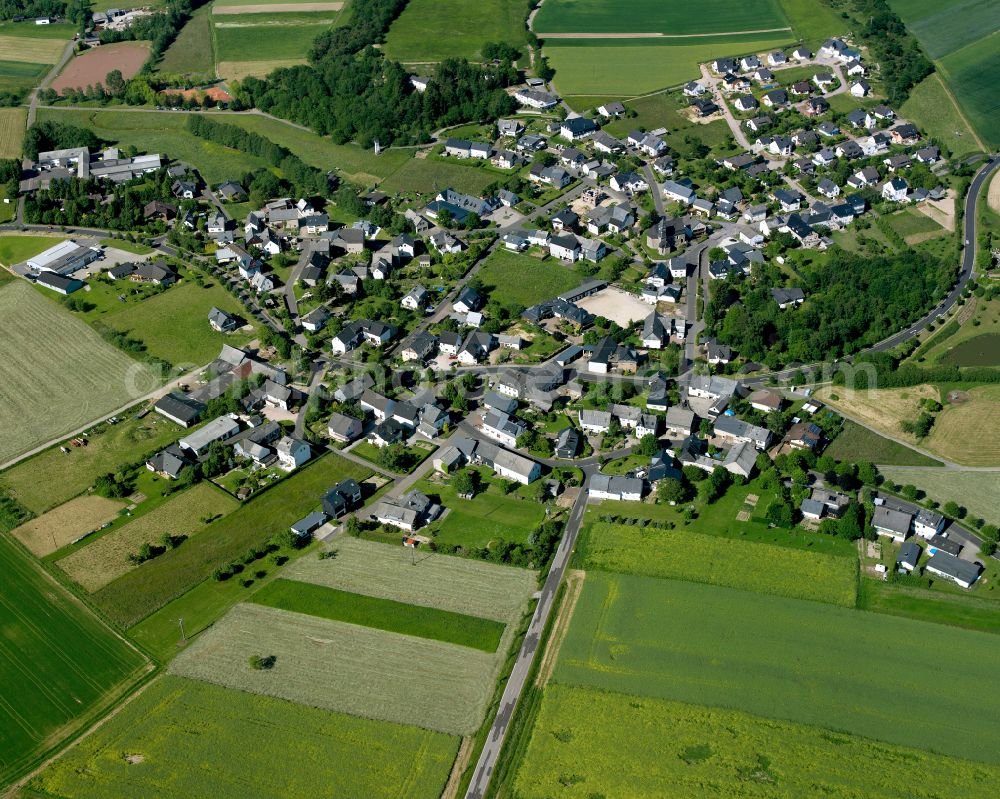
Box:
[553,572,1000,765]
[533,0,788,35]
[879,466,1000,525]
[12,495,124,557]
[580,521,858,606]
[514,684,1000,799]
[251,578,506,652]
[0,34,66,63]
[286,536,536,623]
[169,603,504,736]
[890,0,1000,59]
[28,676,457,799]
[57,483,239,593]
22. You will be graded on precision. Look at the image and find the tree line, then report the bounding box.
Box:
[849,0,933,105]
[0,0,63,19]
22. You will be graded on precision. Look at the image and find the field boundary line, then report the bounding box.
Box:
[536,26,792,39]
[535,569,585,687]
[441,736,474,799]
[930,71,986,152]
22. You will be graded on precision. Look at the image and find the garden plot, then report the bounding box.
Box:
[12,495,123,557]
[169,603,505,735]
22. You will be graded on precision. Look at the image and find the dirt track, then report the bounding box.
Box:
[213,2,342,12]
[536,27,791,39]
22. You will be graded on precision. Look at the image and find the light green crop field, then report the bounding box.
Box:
[251,578,506,651]
[578,522,858,606]
[545,36,795,95]
[169,602,499,735]
[0,102,27,158]
[27,676,458,799]
[384,0,527,62]
[286,536,536,622]
[534,0,788,34]
[212,20,330,62]
[0,535,148,786]
[890,0,1000,59]
[58,483,239,592]
[515,684,1000,799]
[0,33,66,63]
[0,282,162,467]
[901,73,983,158]
[476,249,582,309]
[100,279,255,367]
[91,453,372,628]
[554,572,1000,765]
[0,412,182,515]
[938,35,1000,149]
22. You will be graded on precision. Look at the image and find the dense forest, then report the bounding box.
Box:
[23,120,100,159]
[705,249,953,367]
[849,0,933,105]
[0,0,64,19]
[186,115,331,197]
[233,0,518,146]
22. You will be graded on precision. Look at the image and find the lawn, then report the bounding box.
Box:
[99,279,256,367]
[554,572,1000,765]
[901,72,984,158]
[476,249,582,309]
[825,420,943,466]
[35,108,273,185]
[285,536,536,622]
[533,0,788,34]
[252,578,506,651]
[544,35,796,95]
[0,106,26,158]
[0,535,148,786]
[11,495,124,557]
[98,238,153,254]
[57,482,239,592]
[936,30,1000,149]
[577,521,858,606]
[0,233,64,265]
[885,206,944,239]
[169,602,499,735]
[0,412,183,515]
[378,155,497,195]
[515,684,1000,799]
[0,282,162,468]
[27,676,458,799]
[384,0,527,62]
[351,440,435,473]
[157,4,214,75]
[90,453,371,627]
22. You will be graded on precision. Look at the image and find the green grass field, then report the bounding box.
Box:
[0,106,26,158]
[158,4,214,74]
[554,572,1000,765]
[252,578,505,651]
[778,0,847,47]
[0,412,182,515]
[534,0,788,34]
[100,279,255,367]
[578,522,858,606]
[476,249,582,309]
[879,466,1000,524]
[545,35,795,95]
[90,453,371,628]
[384,0,527,62]
[378,155,497,195]
[27,676,458,799]
[285,536,536,621]
[516,684,1000,799]
[939,333,1000,366]
[212,20,330,62]
[169,602,499,735]
[0,282,162,467]
[885,207,944,238]
[825,420,943,466]
[890,0,1000,59]
[0,535,148,786]
[901,72,984,157]
[860,578,1000,635]
[0,234,64,265]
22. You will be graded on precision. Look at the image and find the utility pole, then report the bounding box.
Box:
[178,617,187,646]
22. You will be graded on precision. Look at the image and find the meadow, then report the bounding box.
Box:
[0,282,162,467]
[476,249,582,309]
[26,676,458,799]
[554,572,1000,765]
[824,420,942,466]
[12,495,124,557]
[923,384,1000,465]
[157,4,214,75]
[533,0,788,34]
[879,467,999,525]
[577,521,858,606]
[212,17,332,63]
[169,602,499,735]
[515,684,1000,799]
[939,333,1000,366]
[544,36,795,95]
[99,279,255,367]
[287,536,536,622]
[0,33,67,63]
[378,156,497,195]
[251,578,505,651]
[0,102,27,157]
[91,453,371,627]
[0,535,148,786]
[0,234,64,265]
[58,483,238,592]
[901,72,984,157]
[777,0,846,47]
[914,296,1000,365]
[384,0,527,62]
[890,0,1000,60]
[0,412,182,515]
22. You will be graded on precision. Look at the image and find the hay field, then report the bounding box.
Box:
[554,572,1000,765]
[58,483,238,592]
[0,106,26,159]
[12,495,123,556]
[169,603,499,735]
[0,33,66,63]
[924,384,1000,465]
[384,0,527,62]
[28,676,458,799]
[214,2,343,13]
[816,385,939,446]
[0,282,161,467]
[880,466,1000,524]
[534,0,788,34]
[287,536,536,622]
[215,58,306,80]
